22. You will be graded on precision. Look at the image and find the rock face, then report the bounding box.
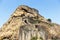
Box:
[0,5,60,40]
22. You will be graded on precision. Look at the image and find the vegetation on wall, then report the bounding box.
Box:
[31,36,37,40]
[31,36,43,40]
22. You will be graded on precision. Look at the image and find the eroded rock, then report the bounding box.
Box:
[0,5,60,40]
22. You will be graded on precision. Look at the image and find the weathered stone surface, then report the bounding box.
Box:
[0,5,60,40]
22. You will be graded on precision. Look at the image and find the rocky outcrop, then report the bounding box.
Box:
[0,5,60,40]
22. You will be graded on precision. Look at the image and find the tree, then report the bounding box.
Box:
[47,18,51,22]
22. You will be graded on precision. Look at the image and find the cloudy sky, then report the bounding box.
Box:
[0,0,60,27]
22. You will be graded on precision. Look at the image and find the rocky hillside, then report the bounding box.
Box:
[0,5,60,40]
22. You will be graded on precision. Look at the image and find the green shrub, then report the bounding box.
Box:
[47,18,51,22]
[31,36,37,40]
[40,37,43,40]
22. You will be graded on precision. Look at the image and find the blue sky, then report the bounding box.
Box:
[0,0,60,27]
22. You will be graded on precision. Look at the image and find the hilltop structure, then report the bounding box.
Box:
[0,5,60,40]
